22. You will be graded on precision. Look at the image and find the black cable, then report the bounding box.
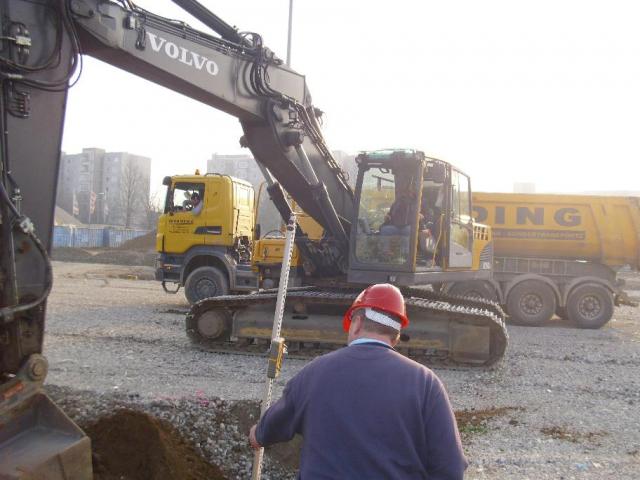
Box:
[0,69,53,317]
[244,35,353,196]
[0,178,53,319]
[0,1,82,92]
[262,230,285,239]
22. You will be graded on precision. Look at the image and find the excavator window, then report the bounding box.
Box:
[419,177,445,265]
[448,171,473,268]
[354,166,417,266]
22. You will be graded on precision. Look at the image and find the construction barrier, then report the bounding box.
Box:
[103,227,149,248]
[52,226,149,249]
[52,226,74,248]
[72,227,105,248]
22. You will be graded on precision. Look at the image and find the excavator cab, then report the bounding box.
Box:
[348,150,485,286]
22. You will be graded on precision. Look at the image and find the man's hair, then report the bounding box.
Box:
[351,307,400,341]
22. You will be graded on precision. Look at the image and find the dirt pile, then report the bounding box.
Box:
[119,231,157,251]
[52,248,156,267]
[84,409,227,480]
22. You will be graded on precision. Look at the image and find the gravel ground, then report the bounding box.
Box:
[43,261,640,479]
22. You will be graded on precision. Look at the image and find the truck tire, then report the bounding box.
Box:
[566,284,613,329]
[506,280,556,326]
[447,281,498,301]
[184,266,229,305]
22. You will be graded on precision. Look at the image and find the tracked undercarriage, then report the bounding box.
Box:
[187,288,508,366]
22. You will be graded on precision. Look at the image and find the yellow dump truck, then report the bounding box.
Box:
[155,172,260,303]
[156,173,308,302]
[447,193,640,328]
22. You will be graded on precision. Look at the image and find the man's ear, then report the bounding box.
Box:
[352,314,364,335]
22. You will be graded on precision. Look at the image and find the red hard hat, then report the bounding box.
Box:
[342,283,409,332]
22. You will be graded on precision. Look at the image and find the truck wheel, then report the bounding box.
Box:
[186,308,231,345]
[447,281,498,301]
[507,280,556,326]
[566,284,613,329]
[184,266,229,305]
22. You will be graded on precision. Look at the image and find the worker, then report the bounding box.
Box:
[248,284,467,479]
[190,191,203,216]
[380,193,413,235]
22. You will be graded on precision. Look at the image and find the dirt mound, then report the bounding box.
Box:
[84,409,227,480]
[93,249,156,267]
[52,247,95,263]
[52,248,156,267]
[120,231,157,251]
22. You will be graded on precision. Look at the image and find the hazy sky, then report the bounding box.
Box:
[62,0,640,196]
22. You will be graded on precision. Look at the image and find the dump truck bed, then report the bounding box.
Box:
[472,193,640,270]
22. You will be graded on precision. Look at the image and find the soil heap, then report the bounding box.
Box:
[119,231,157,251]
[84,409,227,480]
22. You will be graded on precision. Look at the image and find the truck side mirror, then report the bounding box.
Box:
[255,223,261,240]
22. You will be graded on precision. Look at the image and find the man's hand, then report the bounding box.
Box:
[249,424,262,450]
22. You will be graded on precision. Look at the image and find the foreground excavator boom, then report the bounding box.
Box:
[0,1,507,477]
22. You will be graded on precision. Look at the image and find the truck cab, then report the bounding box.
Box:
[156,172,258,303]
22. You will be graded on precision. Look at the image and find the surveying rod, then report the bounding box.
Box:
[252,212,297,479]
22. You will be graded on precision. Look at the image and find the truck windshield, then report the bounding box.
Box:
[354,167,413,265]
[164,182,204,213]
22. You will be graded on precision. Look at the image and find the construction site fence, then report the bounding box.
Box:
[53,226,150,248]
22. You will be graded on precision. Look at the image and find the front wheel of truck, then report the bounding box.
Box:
[184,266,229,305]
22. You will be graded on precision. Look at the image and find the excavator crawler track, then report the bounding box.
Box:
[187,288,508,366]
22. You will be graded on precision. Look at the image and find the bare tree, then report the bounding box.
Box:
[144,190,163,230]
[118,161,144,228]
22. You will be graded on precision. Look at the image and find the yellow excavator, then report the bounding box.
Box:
[157,152,506,367]
[0,1,507,477]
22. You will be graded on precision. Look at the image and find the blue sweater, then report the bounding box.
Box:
[256,343,468,479]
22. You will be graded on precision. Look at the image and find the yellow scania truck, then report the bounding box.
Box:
[446,193,640,328]
[155,172,259,303]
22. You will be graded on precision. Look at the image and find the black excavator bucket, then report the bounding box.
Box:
[0,356,92,480]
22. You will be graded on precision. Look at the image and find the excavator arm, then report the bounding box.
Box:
[3,0,358,377]
[1,0,361,384]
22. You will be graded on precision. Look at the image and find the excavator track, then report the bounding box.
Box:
[186,288,508,366]
[402,286,507,322]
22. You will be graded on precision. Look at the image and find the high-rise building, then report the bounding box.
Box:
[57,148,151,228]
